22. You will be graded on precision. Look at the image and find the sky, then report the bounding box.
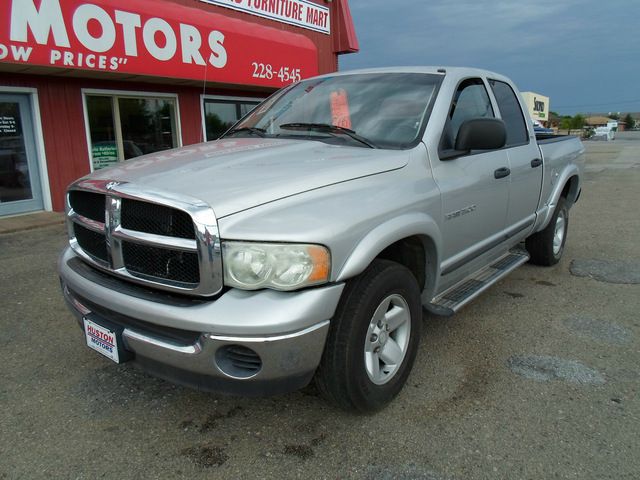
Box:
[340,0,640,115]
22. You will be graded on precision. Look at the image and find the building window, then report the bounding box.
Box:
[203,97,261,141]
[85,92,179,170]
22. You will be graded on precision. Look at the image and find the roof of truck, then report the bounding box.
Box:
[318,66,512,83]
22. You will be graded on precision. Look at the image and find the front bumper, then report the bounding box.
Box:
[59,246,345,395]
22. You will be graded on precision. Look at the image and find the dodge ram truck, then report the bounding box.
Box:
[58,67,584,412]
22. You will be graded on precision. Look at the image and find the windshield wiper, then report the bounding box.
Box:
[279,123,377,148]
[224,127,266,137]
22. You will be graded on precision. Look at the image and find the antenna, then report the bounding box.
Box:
[200,60,209,144]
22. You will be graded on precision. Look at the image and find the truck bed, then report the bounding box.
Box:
[535,133,579,143]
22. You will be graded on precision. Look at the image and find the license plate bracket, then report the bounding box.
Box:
[83,315,131,363]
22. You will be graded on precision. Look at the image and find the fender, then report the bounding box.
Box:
[535,163,582,232]
[336,211,442,283]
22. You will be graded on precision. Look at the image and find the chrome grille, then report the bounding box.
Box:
[68,190,106,223]
[121,199,195,239]
[73,223,108,263]
[122,242,199,284]
[65,180,222,297]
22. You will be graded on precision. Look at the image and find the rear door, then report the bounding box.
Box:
[488,79,543,230]
[432,78,510,271]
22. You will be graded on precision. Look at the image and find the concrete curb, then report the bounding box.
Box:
[0,211,64,235]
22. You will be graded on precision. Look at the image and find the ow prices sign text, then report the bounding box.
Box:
[0,0,319,87]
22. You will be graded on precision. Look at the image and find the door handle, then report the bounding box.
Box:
[494,167,511,179]
[531,158,543,168]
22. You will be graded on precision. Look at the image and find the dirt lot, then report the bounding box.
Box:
[1,133,639,479]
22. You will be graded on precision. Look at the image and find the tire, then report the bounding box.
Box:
[314,259,422,412]
[526,197,569,266]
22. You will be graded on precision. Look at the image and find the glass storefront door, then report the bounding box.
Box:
[0,94,43,216]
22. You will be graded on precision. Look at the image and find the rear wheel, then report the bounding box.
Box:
[526,197,569,266]
[314,259,422,412]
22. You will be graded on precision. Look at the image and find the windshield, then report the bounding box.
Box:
[224,73,442,149]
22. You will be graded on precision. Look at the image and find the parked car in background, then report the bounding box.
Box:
[532,120,554,135]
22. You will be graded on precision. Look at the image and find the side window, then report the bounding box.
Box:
[442,79,494,151]
[489,80,529,146]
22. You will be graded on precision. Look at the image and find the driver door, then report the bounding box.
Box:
[430,78,510,274]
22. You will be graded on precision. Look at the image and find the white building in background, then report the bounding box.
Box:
[521,92,550,126]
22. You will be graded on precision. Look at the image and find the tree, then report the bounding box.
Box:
[608,112,620,120]
[623,113,635,130]
[559,114,585,135]
[571,114,585,131]
[549,111,561,127]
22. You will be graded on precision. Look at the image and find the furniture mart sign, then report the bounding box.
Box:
[200,0,330,34]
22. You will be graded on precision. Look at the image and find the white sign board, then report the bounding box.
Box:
[199,0,330,34]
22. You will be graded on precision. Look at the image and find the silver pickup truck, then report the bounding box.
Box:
[58,67,584,412]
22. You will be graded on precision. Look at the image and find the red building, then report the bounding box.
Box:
[0,0,358,217]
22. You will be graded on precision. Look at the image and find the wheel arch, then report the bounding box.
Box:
[335,213,441,298]
[561,174,580,205]
[537,165,581,231]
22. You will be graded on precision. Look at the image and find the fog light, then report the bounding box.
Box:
[215,345,262,379]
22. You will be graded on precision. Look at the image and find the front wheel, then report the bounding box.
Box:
[314,259,422,412]
[526,197,569,266]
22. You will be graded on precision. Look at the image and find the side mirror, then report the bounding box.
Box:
[455,118,507,152]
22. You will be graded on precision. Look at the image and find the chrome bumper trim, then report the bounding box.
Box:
[205,321,330,344]
[123,329,202,355]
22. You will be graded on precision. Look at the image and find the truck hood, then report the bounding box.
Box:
[86,138,409,217]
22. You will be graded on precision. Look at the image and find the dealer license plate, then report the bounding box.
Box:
[83,317,120,363]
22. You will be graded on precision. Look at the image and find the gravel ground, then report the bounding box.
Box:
[1,133,639,480]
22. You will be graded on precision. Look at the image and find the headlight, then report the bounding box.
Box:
[222,242,331,291]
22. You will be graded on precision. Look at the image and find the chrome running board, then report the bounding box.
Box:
[425,249,530,316]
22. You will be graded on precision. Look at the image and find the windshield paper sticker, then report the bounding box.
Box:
[330,89,352,130]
